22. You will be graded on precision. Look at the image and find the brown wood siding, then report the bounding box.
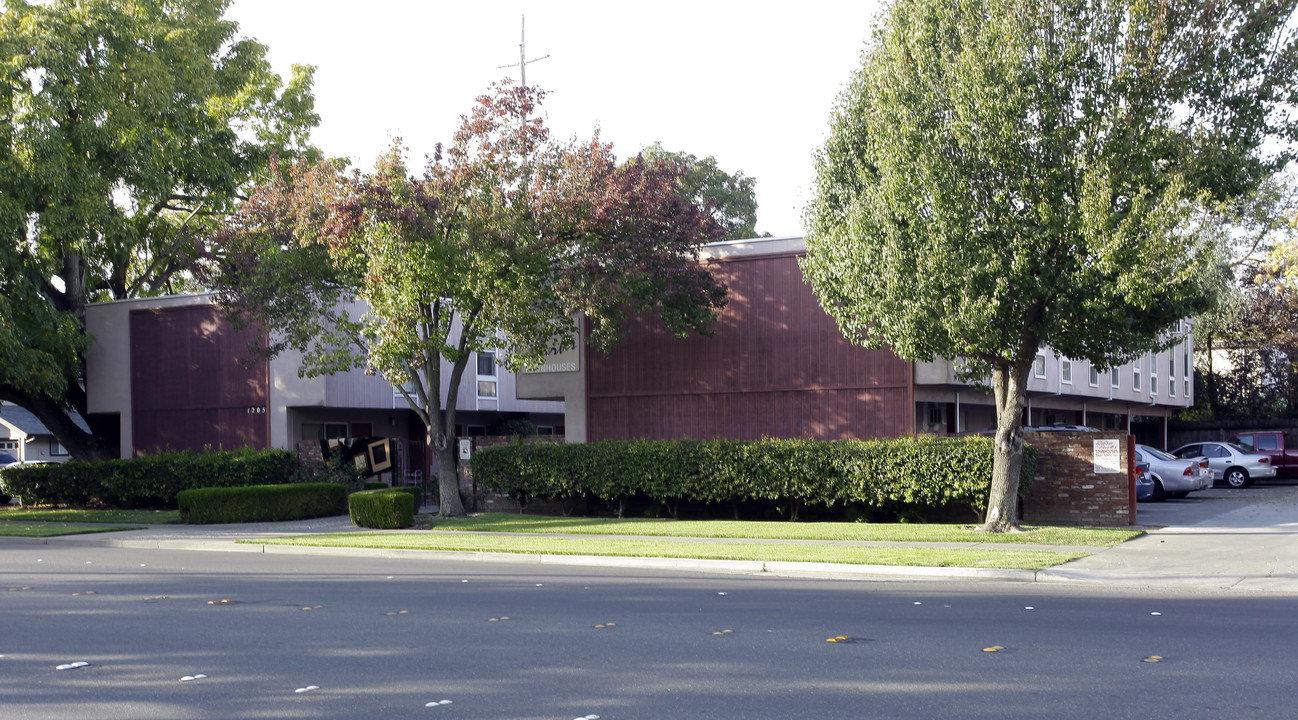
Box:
[587,253,914,441]
[130,305,269,454]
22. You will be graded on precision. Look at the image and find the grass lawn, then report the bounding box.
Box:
[255,532,1088,570]
[0,507,176,537]
[0,523,144,537]
[423,513,1142,547]
[255,514,1131,570]
[0,507,181,524]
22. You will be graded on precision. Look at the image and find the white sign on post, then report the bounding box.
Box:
[1093,439,1121,474]
[458,438,473,460]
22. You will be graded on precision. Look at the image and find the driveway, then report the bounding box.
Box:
[1040,482,1298,592]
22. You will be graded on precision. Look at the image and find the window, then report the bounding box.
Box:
[1089,366,1099,387]
[1133,361,1142,392]
[1111,367,1120,388]
[1149,354,1157,395]
[49,438,68,456]
[927,404,945,426]
[1033,353,1046,378]
[301,422,349,442]
[1184,347,1191,397]
[476,351,498,399]
[1061,358,1072,384]
[1169,353,1176,396]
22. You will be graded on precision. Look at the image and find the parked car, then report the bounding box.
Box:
[1229,431,1298,479]
[1023,424,1099,432]
[1169,441,1276,488]
[1135,460,1155,502]
[0,452,47,471]
[1134,444,1211,501]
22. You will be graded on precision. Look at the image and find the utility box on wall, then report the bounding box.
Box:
[1020,431,1136,526]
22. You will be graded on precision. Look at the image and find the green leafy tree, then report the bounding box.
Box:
[641,143,765,240]
[201,83,728,517]
[1189,177,1297,417]
[0,0,317,459]
[802,0,1298,531]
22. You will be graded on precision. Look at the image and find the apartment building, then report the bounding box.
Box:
[85,293,564,478]
[519,236,1190,449]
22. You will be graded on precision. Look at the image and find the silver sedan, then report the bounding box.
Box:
[1135,444,1211,500]
[1169,441,1277,488]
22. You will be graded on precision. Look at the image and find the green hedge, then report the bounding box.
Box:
[471,437,1037,519]
[0,449,298,509]
[177,483,347,524]
[348,489,415,529]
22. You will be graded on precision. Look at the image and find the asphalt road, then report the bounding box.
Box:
[5,544,1297,720]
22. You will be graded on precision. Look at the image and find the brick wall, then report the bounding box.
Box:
[1021,432,1136,526]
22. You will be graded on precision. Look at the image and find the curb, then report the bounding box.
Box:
[17,534,1041,583]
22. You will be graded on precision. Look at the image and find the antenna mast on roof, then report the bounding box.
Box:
[497,15,549,89]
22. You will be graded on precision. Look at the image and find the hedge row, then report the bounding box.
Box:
[0,449,298,509]
[177,483,348,524]
[471,437,1036,518]
[349,488,415,529]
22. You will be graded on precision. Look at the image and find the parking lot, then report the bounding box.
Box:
[1133,480,1298,528]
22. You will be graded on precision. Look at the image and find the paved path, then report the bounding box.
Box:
[11,483,1298,592]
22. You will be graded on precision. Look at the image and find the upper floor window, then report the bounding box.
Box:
[1033,353,1046,378]
[1060,358,1072,384]
[1089,366,1100,387]
[477,351,498,399]
[1133,361,1142,392]
[1111,367,1120,389]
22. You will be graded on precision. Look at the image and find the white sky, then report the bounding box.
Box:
[225,1,884,238]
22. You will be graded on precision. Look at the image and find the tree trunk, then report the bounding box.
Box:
[983,360,1032,532]
[431,429,466,518]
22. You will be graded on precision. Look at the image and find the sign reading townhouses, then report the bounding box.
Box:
[530,341,579,374]
[1092,439,1122,474]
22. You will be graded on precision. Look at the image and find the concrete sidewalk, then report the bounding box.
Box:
[1038,483,1298,592]
[11,484,1298,592]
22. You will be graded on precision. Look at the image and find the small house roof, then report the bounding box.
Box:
[0,402,90,436]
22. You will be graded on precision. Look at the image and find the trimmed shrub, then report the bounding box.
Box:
[471,436,1038,521]
[177,483,347,524]
[380,485,423,511]
[349,489,415,529]
[0,449,298,509]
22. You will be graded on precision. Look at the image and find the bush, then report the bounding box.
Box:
[381,485,423,511]
[471,436,1038,521]
[177,483,347,524]
[0,449,298,509]
[348,489,415,529]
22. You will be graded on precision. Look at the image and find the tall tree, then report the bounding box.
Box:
[802,0,1298,531]
[641,143,765,240]
[201,83,727,517]
[0,0,317,459]
[1189,177,1297,417]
